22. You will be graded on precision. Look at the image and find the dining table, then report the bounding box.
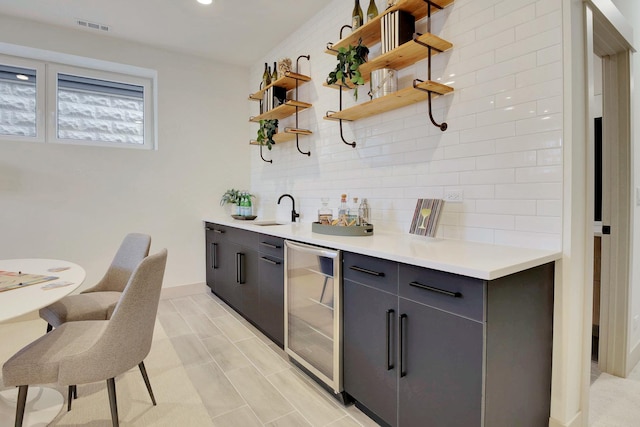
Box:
[0,258,86,427]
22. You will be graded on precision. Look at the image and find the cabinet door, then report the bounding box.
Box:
[205,225,228,292]
[398,298,483,427]
[344,279,398,426]
[258,254,284,346]
[239,247,260,324]
[214,240,242,311]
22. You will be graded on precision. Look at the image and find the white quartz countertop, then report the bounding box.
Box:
[204,217,561,281]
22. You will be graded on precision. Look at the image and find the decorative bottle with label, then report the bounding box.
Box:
[338,194,349,222]
[349,197,360,225]
[352,0,363,30]
[359,198,370,225]
[366,0,378,22]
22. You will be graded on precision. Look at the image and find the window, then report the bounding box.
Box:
[0,55,45,142]
[0,48,155,149]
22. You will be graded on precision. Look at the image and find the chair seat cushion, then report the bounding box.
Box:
[38,291,122,328]
[2,321,107,387]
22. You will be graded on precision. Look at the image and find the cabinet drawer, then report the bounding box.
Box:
[399,264,484,322]
[228,227,258,247]
[343,252,398,294]
[258,234,284,258]
[205,223,229,239]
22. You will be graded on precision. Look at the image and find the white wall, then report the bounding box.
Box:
[249,0,563,252]
[0,14,250,288]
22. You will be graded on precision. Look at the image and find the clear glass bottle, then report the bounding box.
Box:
[338,194,349,221]
[359,198,370,225]
[318,198,333,225]
[246,193,253,217]
[349,197,360,225]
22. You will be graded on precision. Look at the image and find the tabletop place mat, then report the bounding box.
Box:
[0,270,59,292]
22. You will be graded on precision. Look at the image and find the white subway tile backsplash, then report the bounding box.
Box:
[248,0,563,251]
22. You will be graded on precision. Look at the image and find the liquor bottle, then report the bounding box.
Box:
[338,194,349,219]
[359,198,370,225]
[318,198,333,225]
[366,0,378,22]
[352,0,363,30]
[271,61,278,82]
[262,63,269,88]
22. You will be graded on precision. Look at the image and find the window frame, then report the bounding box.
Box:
[46,63,154,150]
[0,43,157,150]
[0,54,46,143]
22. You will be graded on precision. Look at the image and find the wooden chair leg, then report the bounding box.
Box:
[46,323,53,333]
[106,378,119,427]
[15,385,28,427]
[138,362,156,405]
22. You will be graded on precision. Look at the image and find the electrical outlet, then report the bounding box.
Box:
[444,189,463,203]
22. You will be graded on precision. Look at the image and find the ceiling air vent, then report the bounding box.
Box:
[76,19,110,32]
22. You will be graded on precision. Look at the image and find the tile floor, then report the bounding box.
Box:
[157,286,378,427]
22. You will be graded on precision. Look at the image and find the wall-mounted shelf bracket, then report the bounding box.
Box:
[259,144,273,164]
[333,85,356,148]
[294,55,311,157]
[413,79,447,131]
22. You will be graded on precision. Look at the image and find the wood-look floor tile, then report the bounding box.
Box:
[266,411,313,427]
[171,296,205,316]
[326,415,365,427]
[185,361,246,419]
[157,311,192,337]
[211,405,263,427]
[157,299,177,314]
[191,294,229,318]
[225,366,294,423]
[267,368,346,426]
[344,404,382,427]
[212,314,255,342]
[183,313,223,339]
[201,334,252,373]
[235,337,290,376]
[170,333,213,366]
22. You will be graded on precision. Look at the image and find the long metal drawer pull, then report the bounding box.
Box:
[212,243,218,269]
[260,242,281,249]
[386,309,395,371]
[260,256,281,265]
[236,253,245,284]
[409,281,462,298]
[399,313,407,378]
[213,229,224,234]
[349,265,385,277]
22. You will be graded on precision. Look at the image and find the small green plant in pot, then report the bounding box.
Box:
[220,189,240,206]
[257,119,279,150]
[326,38,369,100]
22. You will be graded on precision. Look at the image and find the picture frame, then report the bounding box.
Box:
[409,199,444,237]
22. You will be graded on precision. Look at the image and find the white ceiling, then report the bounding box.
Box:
[0,0,327,66]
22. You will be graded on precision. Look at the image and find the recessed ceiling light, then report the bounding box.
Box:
[197,0,213,5]
[16,74,29,81]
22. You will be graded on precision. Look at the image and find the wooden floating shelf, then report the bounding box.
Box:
[249,100,312,121]
[326,33,452,89]
[249,72,312,101]
[250,128,312,145]
[324,80,453,122]
[325,0,453,55]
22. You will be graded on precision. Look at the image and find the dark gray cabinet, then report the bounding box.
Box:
[257,234,285,346]
[205,223,285,347]
[343,251,554,427]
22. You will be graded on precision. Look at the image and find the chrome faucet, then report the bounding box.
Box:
[278,194,300,222]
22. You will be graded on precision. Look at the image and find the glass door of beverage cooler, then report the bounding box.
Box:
[284,240,342,394]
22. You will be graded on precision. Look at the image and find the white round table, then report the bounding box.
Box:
[0,259,85,427]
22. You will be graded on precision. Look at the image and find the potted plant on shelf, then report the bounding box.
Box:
[257,119,279,150]
[326,38,369,100]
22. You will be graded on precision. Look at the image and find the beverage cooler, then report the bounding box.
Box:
[284,240,343,398]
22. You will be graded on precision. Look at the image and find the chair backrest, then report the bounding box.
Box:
[59,249,167,385]
[88,233,151,293]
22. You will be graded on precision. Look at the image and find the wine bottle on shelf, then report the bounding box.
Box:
[366,0,378,22]
[266,66,272,87]
[262,63,269,88]
[271,61,278,82]
[352,0,363,30]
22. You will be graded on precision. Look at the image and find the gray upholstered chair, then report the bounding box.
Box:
[3,248,168,427]
[39,233,151,331]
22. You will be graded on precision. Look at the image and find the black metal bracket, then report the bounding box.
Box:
[340,24,352,39]
[294,55,311,157]
[335,85,356,147]
[259,144,273,164]
[413,79,447,131]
